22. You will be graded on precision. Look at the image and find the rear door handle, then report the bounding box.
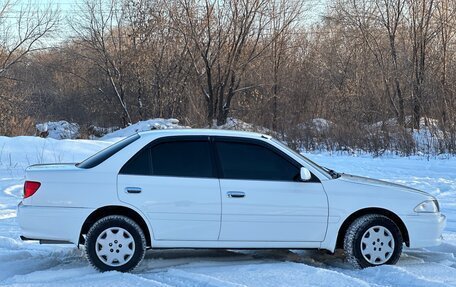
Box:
[227,191,245,198]
[125,187,142,194]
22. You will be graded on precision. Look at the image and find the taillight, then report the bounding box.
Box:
[24,181,41,198]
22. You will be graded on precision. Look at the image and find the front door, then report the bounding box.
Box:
[214,138,328,242]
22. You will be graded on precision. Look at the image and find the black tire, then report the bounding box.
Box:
[85,215,146,272]
[343,214,403,269]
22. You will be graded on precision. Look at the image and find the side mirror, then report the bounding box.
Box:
[300,167,312,181]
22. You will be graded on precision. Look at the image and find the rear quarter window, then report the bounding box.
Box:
[77,134,140,169]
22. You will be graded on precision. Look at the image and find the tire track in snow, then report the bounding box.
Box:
[145,262,374,287]
[145,268,248,287]
[3,184,23,199]
[0,244,83,281]
[339,264,455,287]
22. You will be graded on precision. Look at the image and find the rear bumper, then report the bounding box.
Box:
[402,213,446,248]
[17,202,94,245]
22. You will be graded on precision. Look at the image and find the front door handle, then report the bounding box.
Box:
[227,191,245,198]
[126,187,142,194]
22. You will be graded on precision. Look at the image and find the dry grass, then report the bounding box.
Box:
[2,116,36,137]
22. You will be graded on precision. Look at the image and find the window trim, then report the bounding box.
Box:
[211,136,320,183]
[118,135,320,182]
[119,136,216,178]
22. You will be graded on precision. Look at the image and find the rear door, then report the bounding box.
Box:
[214,137,328,242]
[117,136,221,241]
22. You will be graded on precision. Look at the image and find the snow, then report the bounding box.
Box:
[299,118,334,133]
[87,125,120,139]
[297,116,449,155]
[101,119,188,140]
[36,121,81,140]
[368,116,447,155]
[215,118,272,134]
[0,136,113,176]
[0,136,455,286]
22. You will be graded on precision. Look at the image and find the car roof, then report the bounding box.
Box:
[137,128,272,140]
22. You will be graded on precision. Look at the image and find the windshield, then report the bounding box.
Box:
[271,138,338,179]
[77,133,140,168]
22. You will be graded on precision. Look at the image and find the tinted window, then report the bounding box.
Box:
[78,134,140,169]
[151,141,214,178]
[215,141,299,181]
[120,148,150,175]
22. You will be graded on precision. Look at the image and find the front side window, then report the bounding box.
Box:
[215,141,299,181]
[271,138,331,179]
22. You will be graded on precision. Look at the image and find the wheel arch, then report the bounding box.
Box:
[335,207,410,249]
[79,205,152,247]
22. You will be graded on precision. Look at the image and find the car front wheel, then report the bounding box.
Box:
[85,215,146,272]
[344,214,403,268]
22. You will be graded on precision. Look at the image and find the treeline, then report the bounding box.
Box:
[1,0,456,154]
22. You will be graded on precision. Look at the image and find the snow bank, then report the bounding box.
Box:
[294,116,449,155]
[87,125,120,139]
[215,118,272,134]
[102,118,188,139]
[0,136,112,173]
[36,121,80,140]
[411,118,446,154]
[310,118,334,132]
[369,116,447,155]
[298,118,334,133]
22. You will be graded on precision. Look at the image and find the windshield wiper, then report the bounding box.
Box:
[326,168,341,179]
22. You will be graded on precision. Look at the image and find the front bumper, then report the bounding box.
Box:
[402,213,446,248]
[17,202,94,245]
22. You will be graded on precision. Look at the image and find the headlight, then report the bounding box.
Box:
[414,200,439,213]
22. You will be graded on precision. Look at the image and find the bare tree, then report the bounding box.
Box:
[71,0,133,125]
[0,0,58,135]
[173,0,300,126]
[376,0,406,126]
[3,0,456,155]
[335,0,406,126]
[125,0,193,121]
[0,0,58,79]
[268,0,302,130]
[407,0,438,129]
[435,0,456,129]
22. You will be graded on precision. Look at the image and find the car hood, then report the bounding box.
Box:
[338,173,430,196]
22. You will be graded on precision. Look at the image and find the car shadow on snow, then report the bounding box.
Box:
[137,246,456,273]
[135,248,351,272]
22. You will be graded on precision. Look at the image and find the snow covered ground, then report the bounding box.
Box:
[0,136,455,286]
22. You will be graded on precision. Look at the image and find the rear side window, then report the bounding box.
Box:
[215,141,299,181]
[120,139,214,178]
[151,141,213,178]
[78,134,140,169]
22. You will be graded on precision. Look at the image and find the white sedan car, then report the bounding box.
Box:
[18,129,446,272]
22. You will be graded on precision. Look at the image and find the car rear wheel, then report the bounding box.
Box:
[85,215,146,272]
[343,214,403,268]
